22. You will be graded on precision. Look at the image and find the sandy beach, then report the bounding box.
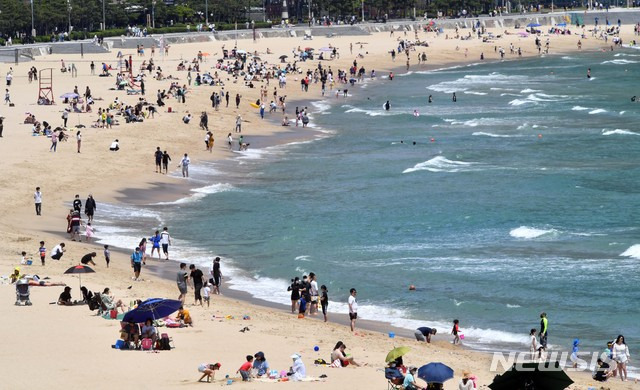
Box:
[1,17,638,389]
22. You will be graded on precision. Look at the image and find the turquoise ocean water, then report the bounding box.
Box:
[97,49,640,369]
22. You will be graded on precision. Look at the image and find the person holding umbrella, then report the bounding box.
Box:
[403,366,425,390]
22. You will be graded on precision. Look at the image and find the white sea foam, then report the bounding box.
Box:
[294,255,311,262]
[427,72,529,94]
[509,226,557,239]
[571,105,589,111]
[620,111,626,115]
[343,106,402,117]
[602,129,639,136]
[588,108,607,115]
[403,156,478,174]
[620,244,640,259]
[463,91,488,96]
[520,88,540,93]
[507,304,521,308]
[152,183,235,205]
[472,132,517,138]
[311,100,331,114]
[601,59,638,65]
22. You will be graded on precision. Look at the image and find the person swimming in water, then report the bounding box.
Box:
[452,93,457,102]
[384,100,390,111]
[587,68,591,79]
[428,95,433,103]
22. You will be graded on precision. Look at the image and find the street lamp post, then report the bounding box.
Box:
[30,0,35,36]
[361,0,364,22]
[102,0,105,30]
[205,0,208,26]
[67,0,72,34]
[152,0,156,29]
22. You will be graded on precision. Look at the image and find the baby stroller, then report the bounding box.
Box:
[15,279,32,306]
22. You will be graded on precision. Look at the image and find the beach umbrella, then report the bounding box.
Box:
[253,56,261,61]
[60,92,79,99]
[488,362,573,390]
[63,264,95,290]
[527,23,541,27]
[319,47,333,52]
[122,298,182,324]
[279,55,288,59]
[385,346,411,363]
[417,362,454,384]
[236,49,247,54]
[556,23,567,27]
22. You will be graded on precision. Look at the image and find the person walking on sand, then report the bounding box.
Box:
[150,230,161,259]
[0,115,4,137]
[348,288,358,332]
[34,187,42,216]
[529,329,539,361]
[612,335,630,381]
[130,246,143,280]
[309,272,319,315]
[235,115,242,133]
[76,130,82,153]
[179,153,190,178]
[452,319,461,345]
[162,150,171,174]
[4,89,11,105]
[210,257,222,295]
[320,285,329,322]
[160,227,171,260]
[154,147,163,173]
[177,262,189,303]
[189,264,205,306]
[235,93,241,108]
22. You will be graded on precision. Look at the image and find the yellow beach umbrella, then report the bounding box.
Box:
[385,346,411,363]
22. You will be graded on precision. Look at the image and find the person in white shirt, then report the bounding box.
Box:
[348,288,358,332]
[51,243,66,260]
[34,187,42,216]
[109,139,119,151]
[160,227,171,260]
[203,283,211,307]
[612,334,631,381]
[309,272,319,315]
[290,354,306,381]
[458,371,474,390]
[179,153,190,177]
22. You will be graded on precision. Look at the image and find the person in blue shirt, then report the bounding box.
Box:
[402,366,424,390]
[130,246,143,281]
[252,351,269,377]
[570,339,580,368]
[149,230,162,259]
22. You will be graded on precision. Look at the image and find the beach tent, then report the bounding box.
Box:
[489,362,574,390]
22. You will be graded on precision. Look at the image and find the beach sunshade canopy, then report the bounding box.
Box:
[64,265,95,275]
[201,52,210,56]
[279,55,288,59]
[319,47,333,52]
[527,23,541,27]
[355,42,369,44]
[60,92,79,99]
[64,265,95,290]
[417,362,454,384]
[236,49,247,54]
[518,32,530,37]
[122,298,182,323]
[489,362,574,390]
[385,346,411,363]
[556,23,567,27]
[304,47,314,51]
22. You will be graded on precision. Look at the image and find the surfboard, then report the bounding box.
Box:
[250,102,260,108]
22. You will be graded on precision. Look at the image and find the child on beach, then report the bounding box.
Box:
[320,285,329,322]
[21,251,31,265]
[203,282,211,308]
[529,329,538,361]
[85,222,94,243]
[177,306,193,326]
[197,362,220,383]
[298,296,307,317]
[570,339,580,368]
[237,355,253,381]
[452,319,461,345]
[38,241,46,266]
[104,245,110,268]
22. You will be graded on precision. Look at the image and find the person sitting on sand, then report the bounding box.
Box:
[252,351,269,377]
[403,366,425,390]
[330,341,362,367]
[57,286,74,306]
[197,362,221,382]
[290,354,306,381]
[237,355,253,381]
[177,306,193,326]
[141,319,157,342]
[120,320,140,349]
[101,287,126,313]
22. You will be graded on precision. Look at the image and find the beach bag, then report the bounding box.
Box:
[109,310,118,319]
[141,338,153,350]
[114,340,125,349]
[314,358,327,365]
[158,337,171,351]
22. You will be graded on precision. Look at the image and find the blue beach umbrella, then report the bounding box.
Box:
[122,298,182,323]
[557,23,567,27]
[417,362,454,384]
[527,23,541,27]
[60,92,79,99]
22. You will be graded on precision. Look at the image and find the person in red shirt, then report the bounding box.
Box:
[237,355,254,381]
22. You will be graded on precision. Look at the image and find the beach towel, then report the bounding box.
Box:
[329,359,342,368]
